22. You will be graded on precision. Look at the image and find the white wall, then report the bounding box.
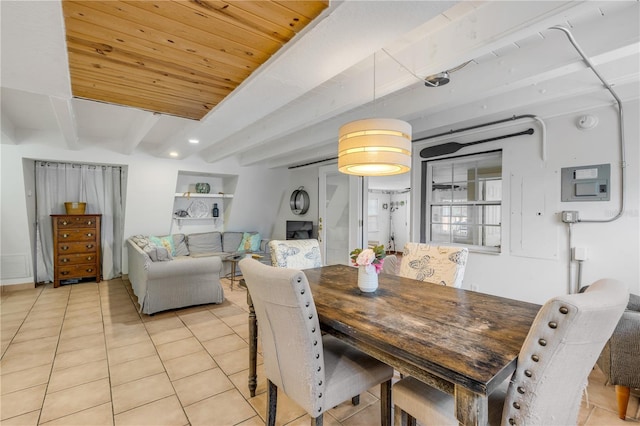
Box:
[410,100,640,304]
[0,134,287,285]
[272,167,319,240]
[3,100,638,304]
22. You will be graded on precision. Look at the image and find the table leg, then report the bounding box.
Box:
[247,291,258,397]
[381,379,392,426]
[454,385,487,426]
[230,261,236,290]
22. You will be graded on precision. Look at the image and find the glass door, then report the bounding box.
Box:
[318,165,366,265]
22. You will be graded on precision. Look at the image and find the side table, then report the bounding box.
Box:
[224,254,265,290]
[223,254,243,290]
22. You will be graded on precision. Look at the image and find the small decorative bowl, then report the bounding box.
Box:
[195,183,210,194]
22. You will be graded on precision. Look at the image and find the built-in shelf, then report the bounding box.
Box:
[173,216,219,221]
[171,171,238,233]
[173,216,221,227]
[174,193,234,199]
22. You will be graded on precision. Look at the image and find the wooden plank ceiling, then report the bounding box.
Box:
[62,1,329,120]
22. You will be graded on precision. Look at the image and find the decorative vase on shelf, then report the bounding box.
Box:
[357,266,378,293]
[195,183,210,194]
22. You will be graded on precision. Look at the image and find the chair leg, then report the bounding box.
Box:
[311,414,323,426]
[394,405,403,426]
[615,385,631,420]
[381,379,392,426]
[352,395,360,406]
[407,413,417,426]
[393,405,416,426]
[267,380,277,426]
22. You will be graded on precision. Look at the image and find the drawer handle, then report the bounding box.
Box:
[87,233,93,237]
[86,244,94,249]
[87,256,92,261]
[61,271,70,275]
[61,246,69,251]
[88,221,92,225]
[86,268,93,273]
[63,233,69,238]
[62,221,68,225]
[62,258,69,263]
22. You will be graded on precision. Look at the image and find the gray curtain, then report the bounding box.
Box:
[35,161,124,283]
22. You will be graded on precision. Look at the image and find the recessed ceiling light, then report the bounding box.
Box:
[188,139,199,144]
[169,152,179,157]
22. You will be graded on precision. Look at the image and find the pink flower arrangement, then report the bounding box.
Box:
[350,245,386,274]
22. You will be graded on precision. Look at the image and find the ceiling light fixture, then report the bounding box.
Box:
[188,139,199,144]
[338,118,412,176]
[169,152,179,157]
[338,53,412,176]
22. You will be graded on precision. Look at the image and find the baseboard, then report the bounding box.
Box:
[1,282,36,293]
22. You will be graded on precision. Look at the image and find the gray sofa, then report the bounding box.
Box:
[127,231,270,314]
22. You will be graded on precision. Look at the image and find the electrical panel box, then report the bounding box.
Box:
[561,164,610,202]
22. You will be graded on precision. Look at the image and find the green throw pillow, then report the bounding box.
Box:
[237,232,261,252]
[149,235,176,256]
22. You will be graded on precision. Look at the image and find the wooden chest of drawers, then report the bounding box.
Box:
[51,214,101,288]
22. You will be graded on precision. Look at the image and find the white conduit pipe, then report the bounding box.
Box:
[550,25,626,223]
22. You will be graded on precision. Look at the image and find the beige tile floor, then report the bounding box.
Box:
[1,277,638,426]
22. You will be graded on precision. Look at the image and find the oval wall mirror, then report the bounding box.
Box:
[290,187,310,215]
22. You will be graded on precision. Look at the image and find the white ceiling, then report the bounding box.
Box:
[2,1,639,180]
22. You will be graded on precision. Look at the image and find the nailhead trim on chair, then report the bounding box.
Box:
[507,303,574,426]
[296,274,325,416]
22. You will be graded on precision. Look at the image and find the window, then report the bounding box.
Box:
[422,151,502,253]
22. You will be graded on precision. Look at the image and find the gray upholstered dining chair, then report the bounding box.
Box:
[268,239,322,269]
[398,242,468,287]
[381,254,398,275]
[239,258,394,426]
[392,278,628,426]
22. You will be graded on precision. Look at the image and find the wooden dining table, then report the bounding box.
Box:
[245,264,541,426]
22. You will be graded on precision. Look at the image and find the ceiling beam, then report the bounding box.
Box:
[122,112,161,155]
[49,97,79,150]
[1,112,17,144]
[200,0,600,164]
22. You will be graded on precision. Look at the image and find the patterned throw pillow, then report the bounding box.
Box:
[131,235,150,249]
[143,245,173,262]
[149,235,176,256]
[237,232,261,252]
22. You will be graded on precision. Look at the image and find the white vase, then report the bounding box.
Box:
[358,266,379,293]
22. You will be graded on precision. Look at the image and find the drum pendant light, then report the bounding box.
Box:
[338,118,412,176]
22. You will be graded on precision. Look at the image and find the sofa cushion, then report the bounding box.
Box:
[149,235,176,256]
[187,232,223,256]
[222,232,243,253]
[172,233,190,256]
[237,232,261,252]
